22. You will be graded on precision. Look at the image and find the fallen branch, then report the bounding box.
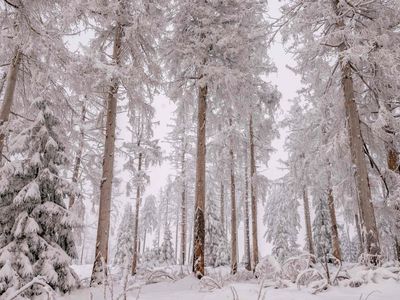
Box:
[199,276,223,290]
[146,270,177,284]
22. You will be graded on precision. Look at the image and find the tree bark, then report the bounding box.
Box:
[249,115,259,269]
[69,104,86,209]
[303,188,315,259]
[243,150,252,271]
[180,148,187,265]
[0,72,7,96]
[220,182,225,233]
[354,213,363,255]
[387,146,400,261]
[0,49,22,162]
[229,118,238,275]
[143,230,147,253]
[175,201,179,263]
[327,187,342,261]
[91,24,122,285]
[340,58,381,259]
[192,84,207,278]
[331,0,380,262]
[131,152,143,275]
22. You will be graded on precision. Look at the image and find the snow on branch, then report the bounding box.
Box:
[6,276,56,300]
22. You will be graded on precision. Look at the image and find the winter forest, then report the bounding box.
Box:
[1,0,400,299]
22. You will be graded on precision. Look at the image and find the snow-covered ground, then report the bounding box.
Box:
[57,264,400,300]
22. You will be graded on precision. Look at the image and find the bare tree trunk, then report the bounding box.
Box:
[220,182,225,233]
[0,49,22,161]
[340,58,381,259]
[249,115,259,270]
[243,151,251,271]
[303,188,315,260]
[69,104,86,209]
[331,0,380,262]
[0,72,7,96]
[91,24,122,286]
[188,220,194,267]
[387,146,400,261]
[143,230,146,254]
[131,152,143,275]
[229,118,238,275]
[354,213,363,254]
[180,149,187,265]
[327,187,342,261]
[80,232,86,265]
[175,202,180,264]
[192,84,207,278]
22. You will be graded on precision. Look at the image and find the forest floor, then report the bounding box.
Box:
[55,264,400,300]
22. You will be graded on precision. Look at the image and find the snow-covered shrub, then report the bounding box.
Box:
[254,255,282,281]
[0,98,79,297]
[280,254,312,283]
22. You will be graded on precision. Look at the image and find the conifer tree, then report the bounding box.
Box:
[313,197,332,260]
[0,98,79,297]
[160,224,174,265]
[205,192,230,268]
[140,195,158,253]
[113,204,135,267]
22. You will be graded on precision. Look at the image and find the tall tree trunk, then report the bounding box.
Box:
[303,188,315,260]
[0,72,7,96]
[175,202,180,263]
[0,49,22,161]
[143,230,146,254]
[131,152,143,275]
[91,24,122,285]
[69,104,86,209]
[180,149,187,265]
[192,84,207,278]
[80,232,86,265]
[229,118,238,275]
[331,0,380,262]
[354,213,363,255]
[249,115,259,269]
[243,151,251,271]
[387,146,400,261]
[220,182,225,233]
[188,220,194,267]
[327,187,342,261]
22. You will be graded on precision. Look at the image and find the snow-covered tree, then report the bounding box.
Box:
[160,224,174,265]
[0,98,79,297]
[113,204,134,268]
[313,197,332,260]
[86,0,164,283]
[140,195,158,252]
[205,191,229,268]
[164,0,279,277]
[279,0,400,263]
[264,178,300,263]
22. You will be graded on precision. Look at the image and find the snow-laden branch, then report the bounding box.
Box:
[6,276,56,300]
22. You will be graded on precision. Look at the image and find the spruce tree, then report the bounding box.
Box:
[313,197,332,260]
[205,193,230,267]
[160,224,174,264]
[0,98,79,297]
[113,204,135,268]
